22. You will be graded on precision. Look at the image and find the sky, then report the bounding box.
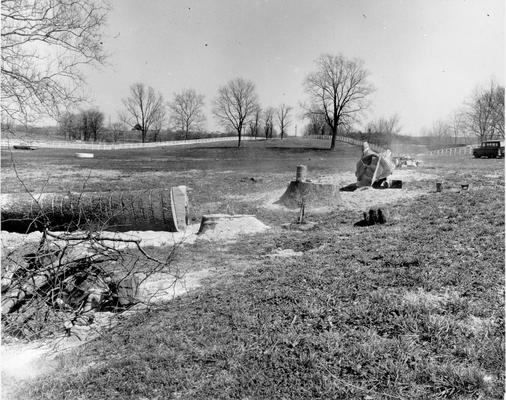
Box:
[82,0,504,136]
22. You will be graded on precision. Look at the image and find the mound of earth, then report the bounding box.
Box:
[197,214,269,240]
[275,181,341,209]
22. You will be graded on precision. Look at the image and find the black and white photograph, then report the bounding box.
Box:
[1,0,504,398]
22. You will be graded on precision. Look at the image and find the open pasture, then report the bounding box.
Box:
[1,139,504,399]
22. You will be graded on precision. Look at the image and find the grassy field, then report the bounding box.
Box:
[1,139,504,399]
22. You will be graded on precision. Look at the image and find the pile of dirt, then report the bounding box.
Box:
[252,170,439,212]
[274,181,341,209]
[197,214,269,241]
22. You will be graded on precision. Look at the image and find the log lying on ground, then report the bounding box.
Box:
[275,181,342,209]
[1,187,188,233]
[13,144,37,150]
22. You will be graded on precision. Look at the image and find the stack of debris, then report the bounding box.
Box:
[354,208,387,227]
[394,156,422,168]
[1,236,143,339]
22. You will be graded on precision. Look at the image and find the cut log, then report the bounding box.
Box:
[1,187,189,233]
[275,181,341,209]
[170,186,188,232]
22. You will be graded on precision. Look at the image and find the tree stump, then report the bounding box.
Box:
[275,181,341,209]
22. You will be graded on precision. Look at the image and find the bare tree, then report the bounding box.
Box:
[1,0,110,123]
[248,105,262,138]
[263,107,275,139]
[366,115,401,136]
[303,54,374,150]
[168,89,206,140]
[365,114,401,144]
[58,109,103,141]
[80,109,104,142]
[464,81,505,141]
[122,83,165,143]
[303,112,327,137]
[110,122,126,143]
[450,110,466,145]
[58,112,80,141]
[428,119,452,147]
[491,85,505,138]
[212,78,259,148]
[151,107,167,142]
[276,104,292,139]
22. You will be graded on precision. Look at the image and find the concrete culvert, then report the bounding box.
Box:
[0,186,189,233]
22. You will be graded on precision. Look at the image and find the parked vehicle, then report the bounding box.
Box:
[472,140,504,158]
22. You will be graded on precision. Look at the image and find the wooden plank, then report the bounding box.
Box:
[170,186,188,232]
[370,154,382,187]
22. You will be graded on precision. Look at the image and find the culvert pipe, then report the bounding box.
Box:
[1,187,188,233]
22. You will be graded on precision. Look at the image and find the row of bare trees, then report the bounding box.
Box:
[59,109,105,142]
[423,81,504,146]
[55,81,296,145]
[117,78,294,146]
[1,0,374,150]
[212,78,294,146]
[5,0,501,151]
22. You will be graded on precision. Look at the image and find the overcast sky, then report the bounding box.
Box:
[83,0,504,136]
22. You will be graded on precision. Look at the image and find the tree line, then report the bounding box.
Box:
[57,81,295,147]
[420,81,504,147]
[2,0,503,150]
[55,52,377,149]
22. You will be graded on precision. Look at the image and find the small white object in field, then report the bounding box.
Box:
[75,152,94,158]
[268,248,303,258]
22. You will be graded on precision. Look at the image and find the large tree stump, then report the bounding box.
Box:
[275,181,341,209]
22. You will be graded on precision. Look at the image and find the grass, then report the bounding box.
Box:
[1,139,504,399]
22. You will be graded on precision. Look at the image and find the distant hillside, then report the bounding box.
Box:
[2,126,62,141]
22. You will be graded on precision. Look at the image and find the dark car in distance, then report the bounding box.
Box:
[472,140,505,158]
